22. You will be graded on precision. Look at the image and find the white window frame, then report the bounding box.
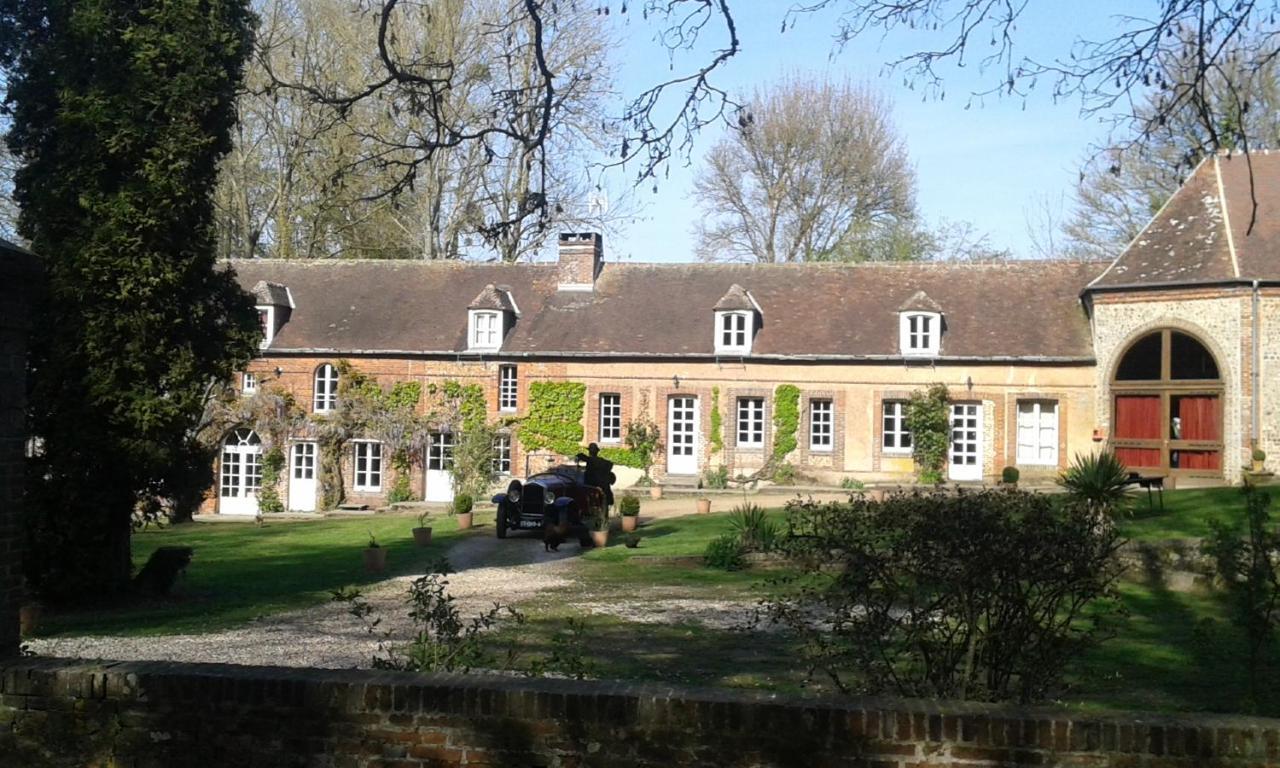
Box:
[882,401,912,453]
[714,311,753,354]
[313,363,338,413]
[737,397,765,448]
[1016,399,1060,466]
[353,441,383,492]
[468,310,503,351]
[242,371,257,395]
[599,393,622,443]
[492,434,511,475]
[498,365,518,411]
[809,399,833,452]
[257,305,275,348]
[900,312,941,356]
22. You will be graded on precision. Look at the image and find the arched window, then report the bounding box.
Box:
[1111,329,1222,477]
[313,363,339,413]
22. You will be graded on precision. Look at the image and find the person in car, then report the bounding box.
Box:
[576,442,615,511]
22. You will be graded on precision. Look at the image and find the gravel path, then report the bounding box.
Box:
[32,532,578,669]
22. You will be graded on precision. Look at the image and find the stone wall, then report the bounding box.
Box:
[0,244,39,658]
[2,659,1278,767]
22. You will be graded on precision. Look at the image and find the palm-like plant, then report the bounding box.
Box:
[1057,451,1131,513]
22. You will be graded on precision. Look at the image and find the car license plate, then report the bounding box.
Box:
[517,519,541,529]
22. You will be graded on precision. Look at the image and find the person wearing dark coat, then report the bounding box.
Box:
[576,442,615,510]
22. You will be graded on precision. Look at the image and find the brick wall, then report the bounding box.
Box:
[2,658,1278,767]
[0,245,39,658]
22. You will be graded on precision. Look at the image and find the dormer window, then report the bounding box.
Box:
[897,290,944,357]
[257,306,275,348]
[251,280,293,349]
[717,312,751,353]
[469,310,502,351]
[713,284,761,355]
[467,284,518,352]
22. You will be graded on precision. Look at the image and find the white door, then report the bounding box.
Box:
[948,403,983,482]
[667,396,699,476]
[425,432,455,503]
[219,428,262,515]
[289,441,317,512]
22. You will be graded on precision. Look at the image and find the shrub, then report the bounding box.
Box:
[839,477,865,491]
[618,494,641,517]
[1001,466,1020,485]
[1058,452,1130,513]
[729,502,779,552]
[772,462,797,485]
[452,493,474,516]
[387,472,415,505]
[703,464,730,490]
[1254,448,1268,462]
[624,534,641,548]
[762,488,1126,703]
[704,533,745,571]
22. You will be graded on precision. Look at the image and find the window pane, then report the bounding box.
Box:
[1115,332,1162,380]
[1170,332,1219,380]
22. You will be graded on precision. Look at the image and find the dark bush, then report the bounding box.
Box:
[704,533,745,571]
[618,494,641,516]
[761,487,1125,703]
[1001,466,1020,484]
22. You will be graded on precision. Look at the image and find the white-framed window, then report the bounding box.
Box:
[737,397,764,448]
[499,365,518,411]
[242,371,257,395]
[900,312,941,356]
[715,311,752,354]
[882,401,912,453]
[809,399,833,451]
[599,393,621,443]
[492,434,511,474]
[257,306,275,348]
[353,441,383,491]
[469,310,502,351]
[1016,400,1059,466]
[313,363,338,413]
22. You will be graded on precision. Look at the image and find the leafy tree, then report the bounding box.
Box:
[761,489,1126,703]
[2,0,260,600]
[693,76,918,263]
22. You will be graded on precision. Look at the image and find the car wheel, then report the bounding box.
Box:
[496,507,508,539]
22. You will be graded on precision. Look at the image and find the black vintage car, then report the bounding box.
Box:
[491,464,606,541]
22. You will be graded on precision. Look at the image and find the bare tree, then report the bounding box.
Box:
[692,77,917,263]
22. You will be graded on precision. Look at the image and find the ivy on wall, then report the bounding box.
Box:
[434,380,485,431]
[257,446,286,514]
[520,381,586,456]
[905,383,951,485]
[772,384,800,463]
[709,386,724,455]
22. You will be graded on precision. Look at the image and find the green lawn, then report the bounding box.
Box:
[41,514,462,637]
[1111,486,1249,541]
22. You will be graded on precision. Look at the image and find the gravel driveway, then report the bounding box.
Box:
[32,532,577,669]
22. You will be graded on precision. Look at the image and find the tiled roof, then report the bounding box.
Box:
[1090,151,1280,290]
[898,290,943,314]
[468,284,518,312]
[713,284,757,311]
[228,259,1104,361]
[251,280,292,307]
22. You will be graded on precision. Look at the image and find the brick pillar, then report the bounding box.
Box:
[0,241,39,657]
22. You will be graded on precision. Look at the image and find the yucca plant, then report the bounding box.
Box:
[729,502,780,552]
[1057,452,1131,513]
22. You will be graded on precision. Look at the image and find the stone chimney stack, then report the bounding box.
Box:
[557,232,603,291]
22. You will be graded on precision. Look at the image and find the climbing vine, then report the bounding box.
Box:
[520,381,586,456]
[257,447,286,514]
[709,386,724,455]
[772,384,800,463]
[905,383,951,485]
[434,380,486,431]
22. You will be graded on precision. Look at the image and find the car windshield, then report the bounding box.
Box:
[530,467,582,485]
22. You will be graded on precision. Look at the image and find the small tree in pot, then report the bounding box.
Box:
[363,531,387,573]
[452,493,475,530]
[412,508,433,546]
[619,494,640,532]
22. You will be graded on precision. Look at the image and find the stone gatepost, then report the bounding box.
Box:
[0,241,38,657]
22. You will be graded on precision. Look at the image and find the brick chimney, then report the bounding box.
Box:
[557,232,603,291]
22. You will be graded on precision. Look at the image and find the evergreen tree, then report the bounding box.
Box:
[1,0,260,600]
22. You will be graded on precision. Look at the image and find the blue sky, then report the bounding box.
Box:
[591,2,1139,263]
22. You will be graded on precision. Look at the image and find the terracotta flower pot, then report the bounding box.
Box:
[696,498,711,515]
[412,527,433,547]
[621,515,638,532]
[19,604,42,636]
[649,485,663,500]
[456,512,473,530]
[363,547,387,574]
[591,530,609,548]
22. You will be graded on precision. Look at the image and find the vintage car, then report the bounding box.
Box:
[491,464,606,541]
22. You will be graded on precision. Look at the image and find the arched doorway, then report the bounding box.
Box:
[220,428,263,515]
[1111,329,1223,478]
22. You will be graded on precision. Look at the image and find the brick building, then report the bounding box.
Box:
[205,152,1280,514]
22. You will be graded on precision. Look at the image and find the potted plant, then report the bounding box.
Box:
[619,494,640,532]
[649,484,663,500]
[696,497,712,514]
[363,531,387,573]
[1253,448,1267,473]
[590,506,610,548]
[412,509,433,547]
[453,492,474,530]
[1001,466,1020,488]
